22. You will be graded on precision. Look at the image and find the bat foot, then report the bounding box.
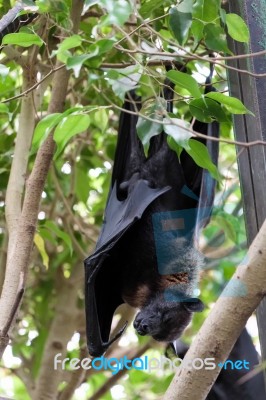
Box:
[108,321,128,346]
[89,322,128,357]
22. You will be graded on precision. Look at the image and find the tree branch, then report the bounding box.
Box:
[32,264,83,400]
[0,0,85,361]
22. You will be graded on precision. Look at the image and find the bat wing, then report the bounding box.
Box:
[180,71,219,242]
[194,73,220,239]
[89,91,170,256]
[92,181,170,255]
[85,182,169,356]
[195,121,219,238]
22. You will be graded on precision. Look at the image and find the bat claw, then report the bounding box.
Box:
[108,321,128,347]
[89,322,128,357]
[90,322,128,356]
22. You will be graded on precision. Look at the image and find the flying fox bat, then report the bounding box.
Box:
[84,74,219,357]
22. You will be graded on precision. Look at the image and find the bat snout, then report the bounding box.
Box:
[133,313,156,336]
[133,314,151,335]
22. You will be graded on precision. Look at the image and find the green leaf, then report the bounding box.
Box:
[205,92,254,115]
[32,114,63,153]
[37,0,71,25]
[219,8,227,24]
[169,3,192,45]
[91,109,108,132]
[191,20,204,43]
[176,0,193,12]
[193,0,219,22]
[204,24,231,53]
[140,0,165,19]
[100,0,132,26]
[226,13,249,43]
[39,227,57,245]
[66,39,115,76]
[163,118,192,150]
[137,98,166,154]
[0,132,15,152]
[214,213,239,243]
[166,70,202,99]
[44,221,73,255]
[0,103,9,113]
[137,118,163,156]
[54,34,82,62]
[57,34,82,52]
[167,136,183,159]
[189,98,228,122]
[34,234,49,269]
[108,65,142,99]
[2,33,43,47]
[190,99,211,122]
[54,114,91,158]
[186,139,220,180]
[75,167,91,203]
[67,52,98,77]
[89,39,115,56]
[106,70,120,80]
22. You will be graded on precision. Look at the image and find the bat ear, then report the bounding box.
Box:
[182,298,204,313]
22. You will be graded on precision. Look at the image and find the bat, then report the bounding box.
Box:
[84,72,219,357]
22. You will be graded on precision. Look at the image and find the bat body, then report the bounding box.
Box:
[85,79,219,357]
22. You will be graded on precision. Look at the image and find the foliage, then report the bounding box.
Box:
[0,0,253,399]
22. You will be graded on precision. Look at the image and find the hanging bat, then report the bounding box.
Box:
[84,73,219,357]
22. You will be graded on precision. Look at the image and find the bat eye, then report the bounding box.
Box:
[163,315,172,324]
[183,299,204,312]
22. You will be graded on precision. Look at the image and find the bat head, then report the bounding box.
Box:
[133,294,204,342]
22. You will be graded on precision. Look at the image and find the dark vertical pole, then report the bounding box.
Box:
[226,0,266,389]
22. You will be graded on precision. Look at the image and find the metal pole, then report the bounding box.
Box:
[226,0,266,390]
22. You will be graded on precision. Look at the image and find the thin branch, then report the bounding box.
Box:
[101,60,183,69]
[64,218,88,259]
[115,12,170,46]
[114,46,266,78]
[1,64,65,104]
[92,84,266,149]
[124,12,266,63]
